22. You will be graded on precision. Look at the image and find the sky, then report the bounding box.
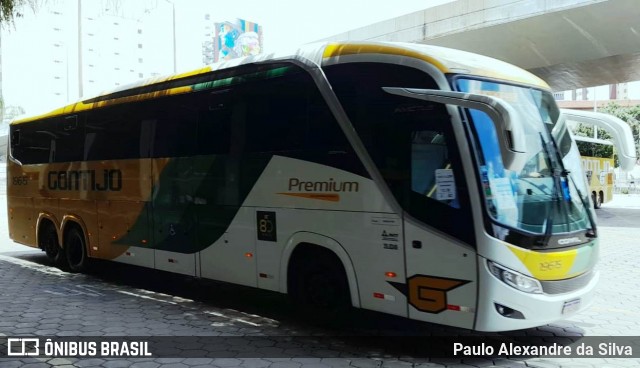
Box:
[3,0,639,118]
[174,0,454,66]
[0,0,454,116]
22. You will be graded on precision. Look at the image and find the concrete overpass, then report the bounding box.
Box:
[320,0,640,92]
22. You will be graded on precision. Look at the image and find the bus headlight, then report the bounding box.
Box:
[487,260,542,294]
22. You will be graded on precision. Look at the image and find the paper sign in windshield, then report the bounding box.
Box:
[489,177,518,226]
[435,169,456,201]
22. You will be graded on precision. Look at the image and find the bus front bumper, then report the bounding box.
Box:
[474,257,599,332]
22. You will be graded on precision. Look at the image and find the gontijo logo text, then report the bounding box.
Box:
[278,177,360,202]
[47,169,123,191]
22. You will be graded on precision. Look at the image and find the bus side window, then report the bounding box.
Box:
[85,106,142,161]
[152,96,197,158]
[10,129,20,147]
[306,100,351,153]
[64,115,78,131]
[197,90,232,155]
[54,115,83,162]
[243,75,308,153]
[11,121,54,164]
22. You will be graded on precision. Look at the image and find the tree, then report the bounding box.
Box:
[573,123,615,164]
[1,0,25,25]
[4,104,24,118]
[600,102,640,161]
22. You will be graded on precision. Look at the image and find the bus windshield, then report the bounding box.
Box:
[456,79,593,242]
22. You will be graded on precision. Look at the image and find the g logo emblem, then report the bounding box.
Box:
[407,275,470,313]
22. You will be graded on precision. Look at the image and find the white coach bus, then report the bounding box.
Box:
[8,42,616,331]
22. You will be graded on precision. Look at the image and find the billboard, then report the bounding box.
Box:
[213,18,263,62]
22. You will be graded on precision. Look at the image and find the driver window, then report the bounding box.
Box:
[411,130,459,208]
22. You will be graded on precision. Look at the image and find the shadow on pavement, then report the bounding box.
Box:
[6,251,588,359]
[595,207,640,227]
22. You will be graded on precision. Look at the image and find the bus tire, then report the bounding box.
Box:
[592,192,601,209]
[289,245,351,320]
[39,222,64,267]
[65,226,88,273]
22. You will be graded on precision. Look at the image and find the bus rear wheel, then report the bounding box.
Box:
[65,227,87,273]
[40,222,64,266]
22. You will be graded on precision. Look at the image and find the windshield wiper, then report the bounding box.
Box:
[538,133,572,245]
[567,174,598,238]
[547,129,598,238]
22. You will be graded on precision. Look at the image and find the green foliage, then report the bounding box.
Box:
[574,123,614,159]
[4,104,25,119]
[0,0,25,25]
[600,102,640,160]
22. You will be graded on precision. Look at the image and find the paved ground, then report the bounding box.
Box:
[0,193,638,367]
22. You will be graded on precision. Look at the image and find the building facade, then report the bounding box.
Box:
[1,0,175,115]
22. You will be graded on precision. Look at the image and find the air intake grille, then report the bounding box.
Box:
[541,271,594,295]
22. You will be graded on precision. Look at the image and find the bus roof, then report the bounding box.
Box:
[319,42,549,89]
[13,41,549,125]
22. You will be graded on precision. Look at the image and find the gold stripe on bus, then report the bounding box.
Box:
[277,192,340,202]
[92,86,194,108]
[13,86,195,125]
[323,43,449,73]
[507,244,579,281]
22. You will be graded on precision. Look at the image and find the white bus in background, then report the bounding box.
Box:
[560,109,637,207]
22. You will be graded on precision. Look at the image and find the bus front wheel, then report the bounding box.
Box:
[289,246,351,321]
[65,226,87,273]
